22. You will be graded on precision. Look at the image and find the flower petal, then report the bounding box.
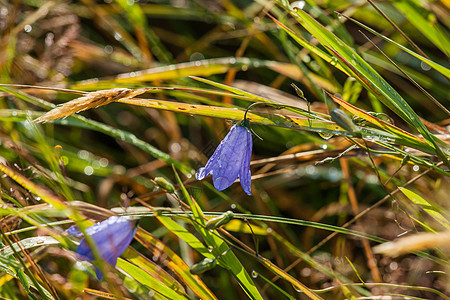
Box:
[239,127,253,195]
[210,125,247,190]
[73,216,137,280]
[196,124,253,194]
[214,176,232,191]
[195,125,239,180]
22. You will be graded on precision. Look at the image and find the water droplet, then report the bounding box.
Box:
[11,111,17,117]
[301,267,311,277]
[189,52,205,62]
[114,32,122,40]
[305,165,317,176]
[99,158,109,167]
[78,150,89,159]
[208,246,214,253]
[104,45,113,54]
[84,166,94,176]
[291,0,305,10]
[92,160,101,169]
[24,25,32,32]
[0,7,8,16]
[251,271,258,278]
[420,61,431,71]
[230,203,236,209]
[321,144,328,150]
[170,143,181,153]
[292,284,302,292]
[412,165,419,172]
[45,32,54,47]
[318,132,333,140]
[389,262,398,270]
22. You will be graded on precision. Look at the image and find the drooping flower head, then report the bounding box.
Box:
[196,122,253,195]
[67,216,137,280]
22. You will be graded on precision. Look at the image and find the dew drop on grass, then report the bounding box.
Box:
[78,150,89,159]
[292,284,302,292]
[291,1,305,10]
[420,61,431,71]
[413,165,419,172]
[208,246,214,253]
[318,132,333,140]
[84,166,94,176]
[99,158,109,167]
[251,271,258,278]
[104,45,113,54]
[230,203,236,209]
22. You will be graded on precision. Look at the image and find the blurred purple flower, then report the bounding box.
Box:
[196,124,252,195]
[67,216,137,280]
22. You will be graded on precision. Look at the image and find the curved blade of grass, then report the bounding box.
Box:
[0,236,60,257]
[1,89,420,153]
[189,76,327,119]
[154,213,215,258]
[399,188,450,229]
[326,93,444,154]
[172,167,264,300]
[338,13,450,78]
[70,57,271,90]
[286,7,449,165]
[0,264,54,299]
[119,98,446,154]
[122,248,187,296]
[393,0,450,57]
[135,229,217,300]
[268,14,347,74]
[116,258,189,299]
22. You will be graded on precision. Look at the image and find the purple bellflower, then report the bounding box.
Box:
[196,123,253,195]
[67,216,137,280]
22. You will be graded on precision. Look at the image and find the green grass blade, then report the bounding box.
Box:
[122,248,187,296]
[393,0,450,56]
[116,258,189,299]
[399,188,450,229]
[339,13,450,78]
[70,57,271,90]
[154,213,215,258]
[135,229,217,300]
[287,7,449,165]
[172,168,264,300]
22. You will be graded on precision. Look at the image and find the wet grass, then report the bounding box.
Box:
[0,0,449,299]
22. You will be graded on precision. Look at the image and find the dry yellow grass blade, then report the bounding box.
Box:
[35,88,146,123]
[373,230,450,257]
